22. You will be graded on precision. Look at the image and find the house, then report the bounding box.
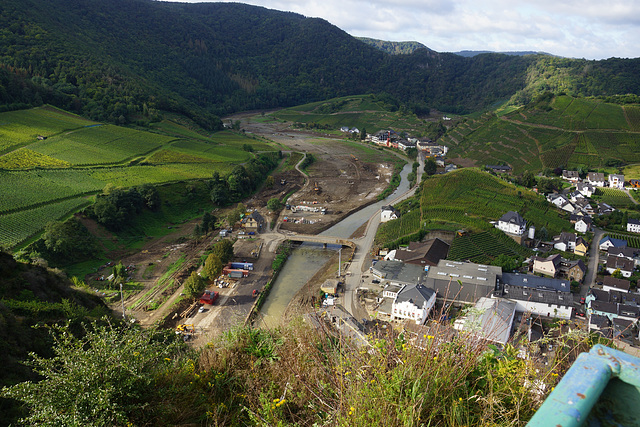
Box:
[599,236,627,251]
[602,276,631,293]
[588,314,611,333]
[486,165,512,174]
[434,156,445,167]
[424,260,501,304]
[340,126,350,133]
[444,164,457,173]
[576,183,595,198]
[561,259,586,282]
[349,127,360,134]
[371,260,425,287]
[562,170,580,183]
[575,199,595,216]
[629,179,640,189]
[453,297,516,344]
[589,299,640,323]
[496,273,573,319]
[532,254,562,277]
[609,174,625,189]
[385,238,450,268]
[575,217,593,233]
[607,246,637,262]
[574,239,589,257]
[598,202,616,215]
[547,194,575,213]
[628,218,640,234]
[568,190,585,203]
[392,284,437,325]
[606,256,634,278]
[587,172,606,187]
[242,211,264,231]
[397,139,416,151]
[380,205,400,223]
[553,232,579,252]
[495,211,526,236]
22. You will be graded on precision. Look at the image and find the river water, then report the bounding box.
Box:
[258,162,413,323]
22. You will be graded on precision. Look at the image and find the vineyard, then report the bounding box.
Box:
[599,188,634,208]
[375,209,422,246]
[418,168,571,236]
[0,106,96,153]
[0,197,92,248]
[25,125,174,166]
[448,228,532,264]
[447,95,640,172]
[0,107,279,249]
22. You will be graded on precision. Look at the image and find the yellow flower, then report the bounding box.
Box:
[428,335,434,340]
[276,399,286,407]
[350,407,355,411]
[459,397,463,402]
[273,398,280,403]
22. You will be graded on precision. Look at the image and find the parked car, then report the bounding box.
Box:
[198,306,205,313]
[579,297,586,304]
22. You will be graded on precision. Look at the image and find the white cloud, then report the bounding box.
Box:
[162,0,640,59]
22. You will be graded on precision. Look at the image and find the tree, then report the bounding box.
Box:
[267,198,282,212]
[242,143,254,152]
[491,254,522,272]
[202,253,223,280]
[113,262,127,284]
[42,218,98,261]
[360,127,366,140]
[612,269,624,279]
[424,158,437,175]
[265,175,275,188]
[1,322,182,426]
[211,239,234,264]
[184,271,207,298]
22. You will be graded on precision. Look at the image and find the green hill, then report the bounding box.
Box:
[0,106,278,249]
[356,37,431,55]
[2,0,640,125]
[443,95,640,173]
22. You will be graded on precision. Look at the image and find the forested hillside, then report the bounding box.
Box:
[2,0,639,127]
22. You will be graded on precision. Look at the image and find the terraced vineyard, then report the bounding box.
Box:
[0,106,277,249]
[419,168,571,236]
[448,228,532,264]
[375,210,422,245]
[606,232,640,249]
[448,95,640,172]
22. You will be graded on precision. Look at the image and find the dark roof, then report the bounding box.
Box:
[591,300,618,315]
[628,218,640,226]
[619,304,640,318]
[606,256,634,272]
[590,288,611,301]
[396,284,436,306]
[589,314,610,329]
[499,211,526,226]
[394,238,450,267]
[500,284,572,307]
[562,170,579,178]
[600,236,627,248]
[500,273,571,293]
[603,276,631,292]
[607,247,636,258]
[248,211,264,223]
[487,165,512,171]
[587,172,605,182]
[371,260,425,285]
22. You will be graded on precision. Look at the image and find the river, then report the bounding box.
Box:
[258,161,413,323]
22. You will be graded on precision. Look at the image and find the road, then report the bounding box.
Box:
[583,227,604,297]
[342,153,425,318]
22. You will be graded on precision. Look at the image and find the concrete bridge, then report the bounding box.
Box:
[286,233,356,249]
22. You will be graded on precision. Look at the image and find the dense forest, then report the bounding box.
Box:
[1,0,639,127]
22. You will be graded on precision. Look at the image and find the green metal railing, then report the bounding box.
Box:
[527,344,640,426]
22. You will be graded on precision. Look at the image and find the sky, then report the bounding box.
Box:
[164,0,640,60]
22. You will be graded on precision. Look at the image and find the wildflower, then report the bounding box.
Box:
[433,356,437,361]
[423,334,427,338]
[459,397,463,402]
[350,407,355,411]
[370,379,376,384]
[428,335,434,340]
[133,351,140,357]
[274,398,281,403]
[276,399,286,407]
[164,358,171,362]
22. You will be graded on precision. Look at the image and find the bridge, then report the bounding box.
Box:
[286,233,356,249]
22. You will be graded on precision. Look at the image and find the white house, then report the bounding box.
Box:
[575,217,592,233]
[562,170,580,183]
[587,172,606,187]
[496,273,573,320]
[576,183,595,198]
[495,211,526,236]
[553,232,578,252]
[599,236,627,251]
[609,174,625,189]
[380,205,400,222]
[391,284,437,325]
[628,218,640,234]
[606,256,634,278]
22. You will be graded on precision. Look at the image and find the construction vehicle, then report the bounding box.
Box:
[314,181,320,192]
[175,324,195,334]
[351,154,358,161]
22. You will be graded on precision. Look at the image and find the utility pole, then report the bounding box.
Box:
[119,282,126,320]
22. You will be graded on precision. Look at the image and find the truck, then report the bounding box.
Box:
[229,262,254,271]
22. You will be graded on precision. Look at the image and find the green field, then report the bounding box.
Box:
[448,228,531,264]
[448,95,640,172]
[598,187,634,208]
[0,106,278,249]
[272,95,429,135]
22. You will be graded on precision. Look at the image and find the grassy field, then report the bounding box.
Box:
[0,106,278,249]
[272,94,430,135]
[448,95,640,172]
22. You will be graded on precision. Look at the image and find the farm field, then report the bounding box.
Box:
[448,228,531,264]
[598,188,634,208]
[606,232,640,249]
[0,106,278,249]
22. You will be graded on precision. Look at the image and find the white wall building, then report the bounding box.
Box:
[380,206,399,223]
[609,174,625,189]
[391,284,437,325]
[495,211,526,236]
[627,219,640,234]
